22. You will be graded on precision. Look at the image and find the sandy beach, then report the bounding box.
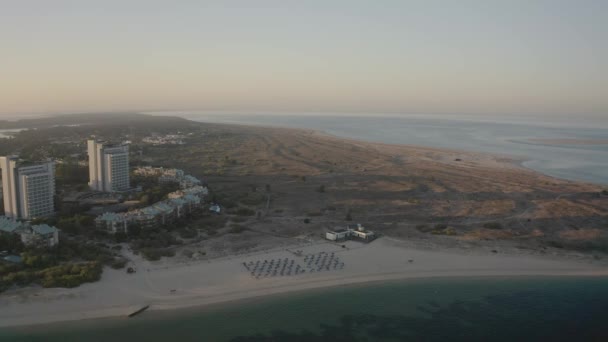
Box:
[1,119,606,330]
[1,237,607,328]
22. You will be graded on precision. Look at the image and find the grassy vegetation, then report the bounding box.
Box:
[0,240,117,292]
[415,224,431,233]
[229,224,248,234]
[483,222,503,230]
[130,229,181,261]
[132,177,181,205]
[544,238,608,254]
[431,227,457,236]
[416,224,456,236]
[140,248,175,261]
[239,192,266,206]
[235,207,256,216]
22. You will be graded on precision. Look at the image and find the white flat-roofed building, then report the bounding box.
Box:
[326,224,376,242]
[0,156,55,220]
[325,229,350,241]
[88,140,130,192]
[350,228,375,241]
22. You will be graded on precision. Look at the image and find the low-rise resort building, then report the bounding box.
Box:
[94,173,208,234]
[325,224,376,242]
[133,166,202,189]
[0,216,60,247]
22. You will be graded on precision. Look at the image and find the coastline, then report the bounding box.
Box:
[191,115,608,186]
[1,118,606,330]
[2,237,607,329]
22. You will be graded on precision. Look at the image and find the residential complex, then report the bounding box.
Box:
[95,185,207,233]
[87,140,130,192]
[0,156,55,220]
[0,216,59,247]
[134,166,202,189]
[141,134,186,145]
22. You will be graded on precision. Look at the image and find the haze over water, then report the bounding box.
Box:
[155,112,608,185]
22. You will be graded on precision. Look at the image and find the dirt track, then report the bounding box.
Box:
[141,123,608,254]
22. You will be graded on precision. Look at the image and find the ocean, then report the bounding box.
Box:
[2,113,607,340]
[2,276,608,341]
[172,112,608,185]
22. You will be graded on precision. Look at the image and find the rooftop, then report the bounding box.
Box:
[0,217,24,233]
[329,228,349,233]
[31,224,59,235]
[96,212,125,221]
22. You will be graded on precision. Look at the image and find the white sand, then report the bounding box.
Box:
[1,237,606,328]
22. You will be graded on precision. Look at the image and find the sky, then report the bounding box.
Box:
[1,0,607,118]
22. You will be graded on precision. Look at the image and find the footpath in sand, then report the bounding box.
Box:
[1,237,607,328]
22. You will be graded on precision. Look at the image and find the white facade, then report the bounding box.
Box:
[326,224,376,242]
[325,230,350,241]
[21,224,60,247]
[0,156,55,220]
[88,140,130,192]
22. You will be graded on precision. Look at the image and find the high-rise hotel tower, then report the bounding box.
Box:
[87,140,130,192]
[0,156,55,220]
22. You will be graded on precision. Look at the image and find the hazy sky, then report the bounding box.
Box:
[1,0,607,118]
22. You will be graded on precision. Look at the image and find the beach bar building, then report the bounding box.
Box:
[326,224,376,242]
[325,228,351,241]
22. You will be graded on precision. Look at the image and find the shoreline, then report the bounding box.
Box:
[191,117,607,186]
[6,272,608,331]
[2,238,607,329]
[1,117,606,330]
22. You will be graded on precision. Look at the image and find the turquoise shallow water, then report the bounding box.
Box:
[2,276,608,341]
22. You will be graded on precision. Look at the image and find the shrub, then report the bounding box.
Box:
[37,262,102,288]
[431,227,457,236]
[240,193,265,206]
[141,248,175,261]
[235,207,255,216]
[317,185,325,193]
[483,222,503,230]
[415,224,432,233]
[231,216,248,223]
[434,223,447,230]
[303,218,311,224]
[229,224,248,234]
[178,229,198,239]
[110,259,127,269]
